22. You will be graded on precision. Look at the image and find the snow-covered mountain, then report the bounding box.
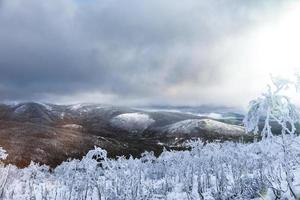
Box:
[162,119,245,136]
[0,102,249,167]
[110,113,155,133]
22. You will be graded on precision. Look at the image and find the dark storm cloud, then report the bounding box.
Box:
[0,0,289,104]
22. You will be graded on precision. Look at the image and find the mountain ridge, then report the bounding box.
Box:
[0,102,248,167]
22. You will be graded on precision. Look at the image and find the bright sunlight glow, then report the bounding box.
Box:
[238,2,300,104]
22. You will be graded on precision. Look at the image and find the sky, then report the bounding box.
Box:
[1,0,300,107]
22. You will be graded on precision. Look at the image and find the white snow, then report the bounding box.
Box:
[62,124,83,129]
[70,103,84,111]
[165,119,245,136]
[0,136,300,199]
[14,103,53,113]
[136,107,237,120]
[110,113,155,132]
[14,104,28,113]
[60,112,65,119]
[69,103,106,113]
[39,103,53,111]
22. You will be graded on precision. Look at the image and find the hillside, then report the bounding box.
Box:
[0,102,248,167]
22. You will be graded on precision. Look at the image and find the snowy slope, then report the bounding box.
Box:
[110,113,155,133]
[164,119,245,136]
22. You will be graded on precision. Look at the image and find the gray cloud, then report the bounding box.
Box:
[0,0,292,106]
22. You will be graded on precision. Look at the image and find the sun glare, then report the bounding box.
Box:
[253,3,300,78]
[237,2,300,103]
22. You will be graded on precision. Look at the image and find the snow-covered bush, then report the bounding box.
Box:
[0,147,7,161]
[0,139,298,199]
[0,136,292,200]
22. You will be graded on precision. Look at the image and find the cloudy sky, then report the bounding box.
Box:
[1,0,300,107]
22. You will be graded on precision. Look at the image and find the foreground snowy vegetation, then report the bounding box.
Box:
[0,137,300,200]
[1,75,300,199]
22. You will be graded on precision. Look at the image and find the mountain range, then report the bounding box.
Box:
[0,102,250,167]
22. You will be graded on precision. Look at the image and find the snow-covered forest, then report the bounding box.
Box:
[0,76,300,200]
[0,136,300,199]
[1,76,300,200]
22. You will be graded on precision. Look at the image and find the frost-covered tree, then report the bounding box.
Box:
[0,137,299,199]
[244,74,300,199]
[243,75,300,138]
